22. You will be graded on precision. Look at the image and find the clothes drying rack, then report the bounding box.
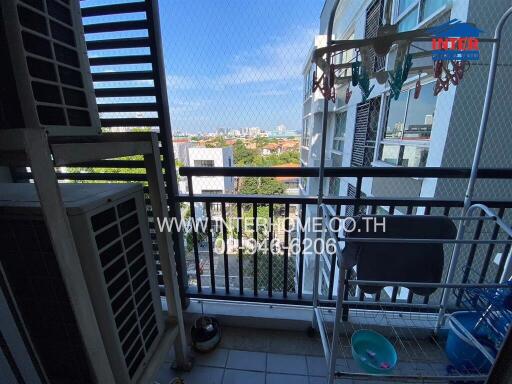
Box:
[310,3,512,383]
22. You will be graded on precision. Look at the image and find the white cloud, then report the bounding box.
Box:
[166,25,316,91]
[218,26,316,85]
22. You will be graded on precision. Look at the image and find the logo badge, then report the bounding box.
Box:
[428,19,483,61]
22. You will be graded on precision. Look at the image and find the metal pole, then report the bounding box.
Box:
[146,0,189,307]
[327,267,346,384]
[312,0,341,321]
[436,6,512,332]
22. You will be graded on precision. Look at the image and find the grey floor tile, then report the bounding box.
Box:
[266,353,307,375]
[178,366,224,384]
[266,373,309,384]
[164,347,176,363]
[309,377,352,384]
[306,355,327,377]
[220,327,270,352]
[226,350,266,371]
[194,348,229,368]
[222,369,265,384]
[308,376,327,384]
[336,358,360,372]
[153,363,178,383]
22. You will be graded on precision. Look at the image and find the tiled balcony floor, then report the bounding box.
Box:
[152,326,402,384]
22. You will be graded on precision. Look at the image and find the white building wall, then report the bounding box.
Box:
[188,147,234,194]
[173,141,196,166]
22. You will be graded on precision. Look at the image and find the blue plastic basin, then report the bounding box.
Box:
[446,311,497,373]
[351,329,398,374]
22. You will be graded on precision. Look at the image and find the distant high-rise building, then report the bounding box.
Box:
[241,127,263,137]
[276,124,287,134]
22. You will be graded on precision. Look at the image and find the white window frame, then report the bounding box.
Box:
[304,65,315,101]
[375,79,436,167]
[338,32,355,77]
[302,116,311,148]
[332,111,346,154]
[392,0,451,31]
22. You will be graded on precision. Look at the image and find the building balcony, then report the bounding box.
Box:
[2,0,512,382]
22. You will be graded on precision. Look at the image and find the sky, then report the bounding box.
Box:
[158,1,324,134]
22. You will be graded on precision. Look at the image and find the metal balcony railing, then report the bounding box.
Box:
[178,166,512,308]
[18,165,512,308]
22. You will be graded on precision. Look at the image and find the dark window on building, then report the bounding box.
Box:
[194,160,214,167]
[351,97,380,167]
[365,0,385,72]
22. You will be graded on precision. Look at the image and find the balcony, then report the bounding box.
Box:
[49,164,512,383]
[2,0,512,383]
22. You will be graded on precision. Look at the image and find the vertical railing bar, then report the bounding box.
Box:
[389,205,395,215]
[375,290,381,302]
[461,211,486,282]
[341,269,351,321]
[424,206,431,216]
[479,207,505,283]
[328,204,341,300]
[267,203,274,297]
[358,290,365,302]
[187,176,201,292]
[221,202,229,295]
[205,202,215,293]
[283,204,290,298]
[391,203,404,304]
[298,203,306,299]
[237,203,244,295]
[456,209,486,306]
[406,205,413,215]
[443,206,451,216]
[253,202,258,296]
[353,176,362,214]
[423,295,430,305]
[391,287,398,303]
[343,177,362,320]
[495,236,511,283]
[407,289,414,304]
[370,205,377,214]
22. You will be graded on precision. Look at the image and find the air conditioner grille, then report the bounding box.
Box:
[108,270,129,298]
[91,197,159,378]
[1,0,100,133]
[21,0,44,11]
[128,349,145,378]
[118,312,138,341]
[100,240,123,267]
[0,218,94,384]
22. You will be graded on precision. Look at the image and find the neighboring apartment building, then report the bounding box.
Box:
[274,163,301,196]
[173,138,196,166]
[187,147,234,226]
[188,147,234,195]
[298,0,512,296]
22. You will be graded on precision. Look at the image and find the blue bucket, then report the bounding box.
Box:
[446,311,497,373]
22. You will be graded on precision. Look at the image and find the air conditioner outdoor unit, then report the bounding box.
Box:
[0,183,164,384]
[0,0,100,136]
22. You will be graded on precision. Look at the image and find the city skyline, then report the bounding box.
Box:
[158,0,324,133]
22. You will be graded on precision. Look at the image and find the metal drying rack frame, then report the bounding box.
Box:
[310,3,512,383]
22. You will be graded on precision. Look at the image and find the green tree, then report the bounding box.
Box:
[233,139,258,165]
[239,177,285,195]
[205,136,227,148]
